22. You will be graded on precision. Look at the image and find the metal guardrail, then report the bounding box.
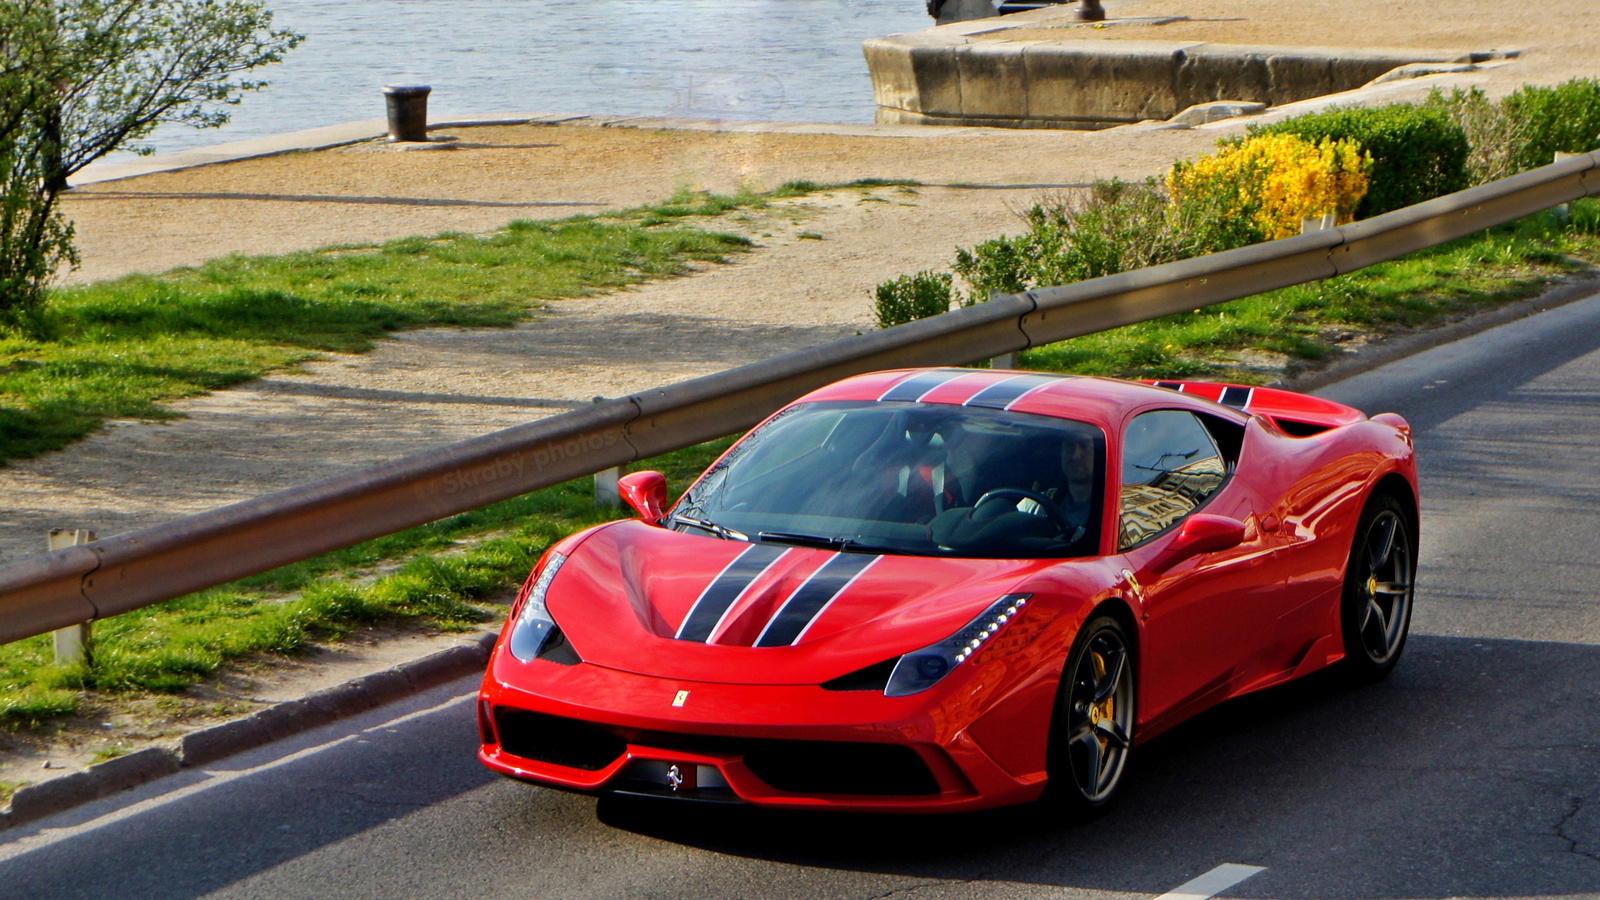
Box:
[2,152,1597,645]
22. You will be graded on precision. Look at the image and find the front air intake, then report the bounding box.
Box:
[494,709,626,771]
[742,741,939,796]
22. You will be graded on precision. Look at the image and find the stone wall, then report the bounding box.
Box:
[864,31,1487,128]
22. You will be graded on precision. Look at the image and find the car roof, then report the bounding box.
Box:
[794,368,1240,433]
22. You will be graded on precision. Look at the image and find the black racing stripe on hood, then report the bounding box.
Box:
[676,543,788,642]
[754,553,880,648]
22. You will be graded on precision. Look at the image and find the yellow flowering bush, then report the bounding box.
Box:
[1168,134,1373,240]
[939,133,1377,306]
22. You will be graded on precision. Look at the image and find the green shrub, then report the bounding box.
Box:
[1252,104,1470,217]
[953,235,1030,297]
[1502,78,1600,172]
[1424,87,1528,184]
[952,177,1263,298]
[1429,80,1600,183]
[875,271,953,328]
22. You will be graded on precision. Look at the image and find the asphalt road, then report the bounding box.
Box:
[5,295,1600,899]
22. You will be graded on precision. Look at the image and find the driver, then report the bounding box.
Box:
[1016,437,1096,527]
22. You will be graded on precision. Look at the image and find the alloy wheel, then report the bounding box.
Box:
[1066,627,1134,803]
[1357,508,1413,664]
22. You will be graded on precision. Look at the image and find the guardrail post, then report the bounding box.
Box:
[1554,153,1581,222]
[1301,212,1336,235]
[592,397,624,507]
[595,466,623,508]
[987,289,1020,369]
[47,528,94,665]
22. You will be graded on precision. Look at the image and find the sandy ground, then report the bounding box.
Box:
[61,123,1216,283]
[3,0,1594,568]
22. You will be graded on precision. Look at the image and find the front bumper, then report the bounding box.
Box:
[478,650,1052,813]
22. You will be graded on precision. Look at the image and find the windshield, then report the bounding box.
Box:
[671,401,1106,559]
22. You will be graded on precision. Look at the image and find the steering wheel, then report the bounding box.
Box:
[973,488,1076,537]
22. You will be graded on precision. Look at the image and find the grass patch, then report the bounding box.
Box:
[90,745,129,763]
[1021,204,1600,381]
[0,683,81,729]
[0,187,814,464]
[769,178,920,199]
[0,436,731,728]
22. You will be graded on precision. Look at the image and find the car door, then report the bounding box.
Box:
[1114,409,1281,733]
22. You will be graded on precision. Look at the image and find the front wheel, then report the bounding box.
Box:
[1045,615,1135,817]
[1340,492,1416,682]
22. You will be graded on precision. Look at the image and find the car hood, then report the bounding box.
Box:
[545,521,1060,685]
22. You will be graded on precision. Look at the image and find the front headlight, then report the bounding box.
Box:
[884,594,1030,697]
[508,552,567,662]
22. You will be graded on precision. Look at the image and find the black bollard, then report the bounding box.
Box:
[1078,0,1105,21]
[382,84,432,143]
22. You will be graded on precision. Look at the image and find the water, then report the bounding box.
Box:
[131,0,932,157]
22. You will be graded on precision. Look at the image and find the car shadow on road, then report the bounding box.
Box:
[595,634,1600,899]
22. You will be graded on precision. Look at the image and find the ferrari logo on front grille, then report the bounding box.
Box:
[672,690,689,707]
[667,765,684,791]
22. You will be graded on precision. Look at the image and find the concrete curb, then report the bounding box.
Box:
[0,631,496,830]
[66,110,1015,188]
[70,114,567,186]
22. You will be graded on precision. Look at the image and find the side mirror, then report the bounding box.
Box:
[618,470,669,523]
[1152,513,1246,572]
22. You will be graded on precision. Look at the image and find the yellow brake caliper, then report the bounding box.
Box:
[1088,651,1115,750]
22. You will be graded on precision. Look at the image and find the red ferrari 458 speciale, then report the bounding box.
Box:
[478,368,1418,814]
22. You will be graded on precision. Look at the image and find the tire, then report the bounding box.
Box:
[1044,614,1135,818]
[1340,492,1416,683]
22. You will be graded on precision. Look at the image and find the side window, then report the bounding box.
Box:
[1119,410,1228,549]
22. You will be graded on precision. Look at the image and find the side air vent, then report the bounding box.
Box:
[1275,418,1333,437]
[494,709,625,771]
[821,658,898,692]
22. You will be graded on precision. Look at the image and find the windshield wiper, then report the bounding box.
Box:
[756,531,910,555]
[670,512,749,542]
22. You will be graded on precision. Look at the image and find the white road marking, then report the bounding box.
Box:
[1154,864,1266,900]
